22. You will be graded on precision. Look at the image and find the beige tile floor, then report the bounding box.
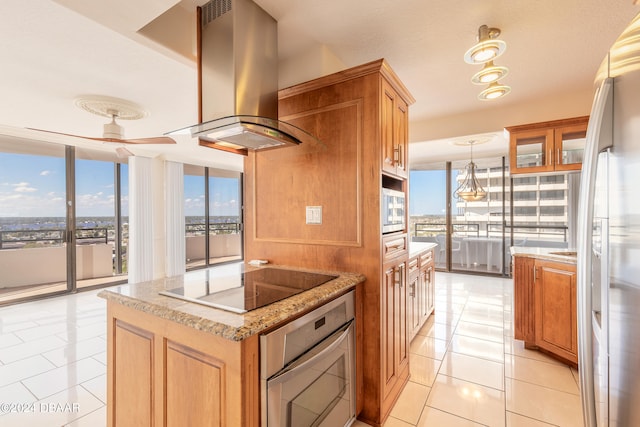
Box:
[0,272,583,426]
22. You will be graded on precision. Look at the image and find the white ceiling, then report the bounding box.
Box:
[0,0,638,170]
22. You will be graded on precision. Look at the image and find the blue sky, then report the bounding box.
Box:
[183,176,239,217]
[410,170,447,216]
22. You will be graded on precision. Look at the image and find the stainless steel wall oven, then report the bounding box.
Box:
[260,290,356,427]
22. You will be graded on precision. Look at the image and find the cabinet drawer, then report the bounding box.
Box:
[419,250,433,267]
[382,234,407,261]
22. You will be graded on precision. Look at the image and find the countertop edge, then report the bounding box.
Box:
[511,248,577,264]
[98,270,365,342]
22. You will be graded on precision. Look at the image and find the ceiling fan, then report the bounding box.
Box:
[29,95,176,145]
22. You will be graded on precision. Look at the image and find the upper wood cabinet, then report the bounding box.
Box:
[506,116,589,175]
[381,79,409,178]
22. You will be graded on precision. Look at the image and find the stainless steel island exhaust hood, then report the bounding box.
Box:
[169,0,321,155]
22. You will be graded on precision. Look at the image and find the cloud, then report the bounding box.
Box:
[40,170,52,176]
[14,182,37,193]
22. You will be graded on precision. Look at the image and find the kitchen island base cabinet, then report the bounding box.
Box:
[513,255,577,367]
[106,302,259,427]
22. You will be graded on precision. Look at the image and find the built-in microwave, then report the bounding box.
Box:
[382,187,406,233]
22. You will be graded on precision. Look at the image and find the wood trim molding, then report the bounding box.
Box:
[279,59,415,105]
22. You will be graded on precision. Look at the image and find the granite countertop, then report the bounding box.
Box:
[510,246,577,264]
[98,264,365,342]
[409,241,438,258]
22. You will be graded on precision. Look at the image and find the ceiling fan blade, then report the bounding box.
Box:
[27,128,175,144]
[119,136,176,145]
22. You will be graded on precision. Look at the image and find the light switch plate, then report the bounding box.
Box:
[306,206,322,225]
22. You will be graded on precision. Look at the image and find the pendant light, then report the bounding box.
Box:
[455,141,487,201]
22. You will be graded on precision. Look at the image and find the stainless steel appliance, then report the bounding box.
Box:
[578,12,640,427]
[160,263,337,313]
[261,290,356,427]
[382,187,406,233]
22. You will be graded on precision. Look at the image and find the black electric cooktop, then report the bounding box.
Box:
[160,264,337,313]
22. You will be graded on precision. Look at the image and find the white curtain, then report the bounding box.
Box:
[128,156,153,283]
[165,161,185,277]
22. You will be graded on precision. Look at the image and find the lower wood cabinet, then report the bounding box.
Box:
[408,248,435,341]
[106,302,259,427]
[381,256,409,409]
[534,259,578,364]
[513,256,577,366]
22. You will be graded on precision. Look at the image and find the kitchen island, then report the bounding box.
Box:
[511,247,578,366]
[98,263,365,427]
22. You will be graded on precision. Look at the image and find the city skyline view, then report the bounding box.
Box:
[0,152,240,219]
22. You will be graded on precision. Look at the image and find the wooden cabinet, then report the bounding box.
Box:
[106,302,259,427]
[381,252,408,405]
[245,59,414,426]
[381,79,409,178]
[513,255,577,366]
[507,116,588,175]
[408,248,436,341]
[534,259,578,364]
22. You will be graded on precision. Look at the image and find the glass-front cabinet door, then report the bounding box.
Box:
[510,128,555,174]
[508,116,588,175]
[554,124,587,171]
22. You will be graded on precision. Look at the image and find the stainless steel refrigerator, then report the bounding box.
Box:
[578,12,640,427]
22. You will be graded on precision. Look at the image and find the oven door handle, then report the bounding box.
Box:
[268,320,353,387]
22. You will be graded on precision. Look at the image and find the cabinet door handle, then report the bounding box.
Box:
[393,145,400,164]
[556,148,561,165]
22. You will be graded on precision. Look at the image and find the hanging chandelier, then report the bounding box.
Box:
[455,141,487,201]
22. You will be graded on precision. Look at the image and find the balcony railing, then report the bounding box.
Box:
[0,228,109,249]
[185,222,241,236]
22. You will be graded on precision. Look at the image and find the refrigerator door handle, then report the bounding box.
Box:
[577,75,613,427]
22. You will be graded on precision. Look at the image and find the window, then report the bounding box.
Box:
[540,174,565,184]
[540,190,565,201]
[514,207,537,216]
[184,165,243,270]
[540,206,565,216]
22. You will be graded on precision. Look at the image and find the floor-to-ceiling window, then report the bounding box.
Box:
[409,167,447,269]
[411,155,574,276]
[0,139,68,302]
[75,148,129,288]
[450,157,509,275]
[0,137,129,305]
[410,157,511,276]
[184,166,242,270]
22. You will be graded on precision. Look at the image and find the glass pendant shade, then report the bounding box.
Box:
[455,161,487,201]
[455,141,487,201]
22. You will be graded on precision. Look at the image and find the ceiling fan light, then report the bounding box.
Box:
[478,81,511,100]
[471,62,509,84]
